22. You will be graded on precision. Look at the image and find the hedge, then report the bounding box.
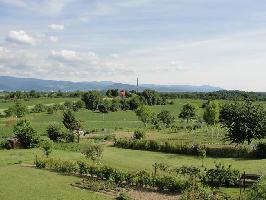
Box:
[34,156,189,193]
[114,139,255,158]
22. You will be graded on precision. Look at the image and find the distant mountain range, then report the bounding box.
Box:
[0,76,223,92]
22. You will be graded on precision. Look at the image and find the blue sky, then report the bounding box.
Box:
[0,0,266,91]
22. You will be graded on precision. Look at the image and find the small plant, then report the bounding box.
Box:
[197,146,206,167]
[41,139,54,157]
[133,129,146,140]
[82,142,104,163]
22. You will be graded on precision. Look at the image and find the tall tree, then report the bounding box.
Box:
[157,110,175,128]
[81,91,102,110]
[179,103,198,123]
[62,110,82,143]
[220,101,266,144]
[135,105,154,127]
[203,100,220,125]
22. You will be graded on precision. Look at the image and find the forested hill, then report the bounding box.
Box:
[0,76,222,92]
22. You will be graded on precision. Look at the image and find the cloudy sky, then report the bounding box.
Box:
[0,0,266,91]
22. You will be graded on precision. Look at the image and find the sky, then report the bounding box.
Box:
[0,0,266,91]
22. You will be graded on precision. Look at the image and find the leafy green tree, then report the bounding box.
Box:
[5,103,28,118]
[141,89,162,105]
[62,110,83,143]
[73,100,85,111]
[135,106,154,127]
[106,89,119,97]
[110,98,121,112]
[41,139,54,157]
[203,100,220,125]
[129,96,141,110]
[157,110,175,128]
[220,101,266,144]
[13,119,40,148]
[81,91,102,110]
[63,110,78,131]
[98,100,111,113]
[82,142,104,163]
[179,103,198,123]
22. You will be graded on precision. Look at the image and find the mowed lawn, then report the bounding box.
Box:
[0,165,110,200]
[1,146,264,198]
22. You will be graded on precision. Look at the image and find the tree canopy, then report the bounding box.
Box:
[220,101,266,144]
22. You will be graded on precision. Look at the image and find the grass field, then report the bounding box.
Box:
[1,97,266,199]
[0,97,79,110]
[1,146,263,199]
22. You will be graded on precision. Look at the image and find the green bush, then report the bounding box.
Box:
[47,123,65,142]
[133,129,146,140]
[31,103,47,113]
[82,142,104,163]
[180,183,231,200]
[40,139,54,157]
[13,119,40,148]
[246,176,266,200]
[256,143,266,158]
[202,163,240,187]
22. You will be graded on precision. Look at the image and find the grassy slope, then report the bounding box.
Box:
[0,165,109,200]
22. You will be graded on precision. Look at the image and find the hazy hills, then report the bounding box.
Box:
[0,76,223,92]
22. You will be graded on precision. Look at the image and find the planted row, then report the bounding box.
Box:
[34,156,189,193]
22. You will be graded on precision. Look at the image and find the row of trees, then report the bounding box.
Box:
[81,89,167,113]
[3,100,85,118]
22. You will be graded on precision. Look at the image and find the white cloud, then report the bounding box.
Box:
[49,36,58,42]
[6,30,37,45]
[50,50,98,62]
[48,24,64,31]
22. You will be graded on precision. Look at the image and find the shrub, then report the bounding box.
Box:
[41,139,54,157]
[246,176,266,200]
[47,123,64,142]
[31,103,47,113]
[176,166,201,178]
[82,142,104,163]
[133,129,146,140]
[47,106,54,114]
[180,183,231,200]
[0,137,11,150]
[13,119,40,148]
[202,163,240,187]
[256,143,266,158]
